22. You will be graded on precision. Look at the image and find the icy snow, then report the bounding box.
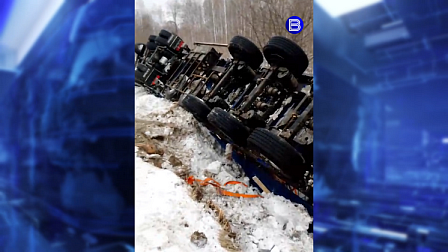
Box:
[205,161,222,175]
[135,87,313,252]
[135,152,226,252]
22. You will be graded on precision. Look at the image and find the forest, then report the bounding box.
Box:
[135,0,313,72]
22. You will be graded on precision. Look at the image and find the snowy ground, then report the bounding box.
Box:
[135,87,313,252]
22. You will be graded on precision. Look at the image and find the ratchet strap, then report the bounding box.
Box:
[186,176,263,198]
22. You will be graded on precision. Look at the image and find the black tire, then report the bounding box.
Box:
[146,41,157,51]
[228,36,263,70]
[159,29,172,40]
[262,36,309,77]
[180,94,211,123]
[207,107,249,146]
[149,35,156,42]
[136,63,148,73]
[247,128,307,178]
[135,43,146,56]
[155,36,169,46]
[135,64,148,83]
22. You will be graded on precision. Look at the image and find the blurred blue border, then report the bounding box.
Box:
[314,0,448,251]
[0,0,13,36]
[0,0,135,251]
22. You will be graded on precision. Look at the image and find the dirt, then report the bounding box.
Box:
[135,112,241,252]
[168,155,183,167]
[207,200,241,252]
[135,119,184,169]
[190,231,208,248]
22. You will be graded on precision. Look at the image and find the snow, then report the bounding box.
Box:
[135,152,226,252]
[205,160,222,175]
[135,87,313,252]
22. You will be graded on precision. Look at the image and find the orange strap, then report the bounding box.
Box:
[186,176,262,198]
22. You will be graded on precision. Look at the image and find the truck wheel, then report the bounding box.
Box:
[247,128,307,178]
[180,94,211,123]
[146,41,157,51]
[228,36,263,70]
[135,43,146,56]
[159,29,172,40]
[207,107,249,146]
[155,36,169,46]
[263,36,309,78]
[149,35,156,42]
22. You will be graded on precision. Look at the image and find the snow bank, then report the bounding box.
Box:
[135,87,313,252]
[135,151,226,252]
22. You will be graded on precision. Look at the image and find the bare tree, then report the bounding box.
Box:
[223,0,228,42]
[135,0,161,43]
[135,0,313,72]
[167,0,181,34]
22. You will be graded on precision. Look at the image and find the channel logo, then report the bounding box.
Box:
[286,16,304,34]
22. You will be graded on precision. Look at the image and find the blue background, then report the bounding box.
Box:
[314,0,448,251]
[0,0,135,251]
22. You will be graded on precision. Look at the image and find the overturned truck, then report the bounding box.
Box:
[135,29,313,213]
